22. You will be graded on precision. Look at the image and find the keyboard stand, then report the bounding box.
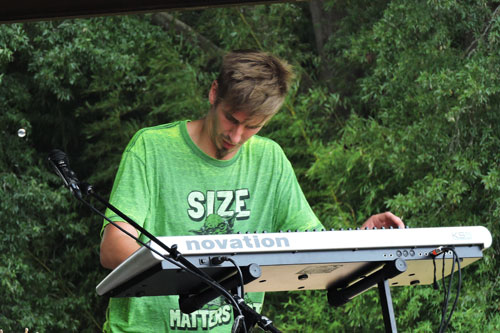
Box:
[178,263,262,314]
[379,279,397,333]
[327,259,407,333]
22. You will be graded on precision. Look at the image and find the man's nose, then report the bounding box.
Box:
[229,124,244,143]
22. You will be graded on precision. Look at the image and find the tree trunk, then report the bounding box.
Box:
[309,0,344,88]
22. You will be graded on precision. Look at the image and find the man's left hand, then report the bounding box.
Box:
[361,212,405,229]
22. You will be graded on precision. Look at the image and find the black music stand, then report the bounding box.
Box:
[327,259,408,333]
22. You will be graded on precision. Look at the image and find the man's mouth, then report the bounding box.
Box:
[222,139,236,150]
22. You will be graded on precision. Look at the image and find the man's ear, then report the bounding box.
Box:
[209,80,218,105]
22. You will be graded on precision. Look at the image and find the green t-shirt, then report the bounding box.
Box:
[102,121,323,332]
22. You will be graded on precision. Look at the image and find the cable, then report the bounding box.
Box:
[210,256,248,333]
[209,256,246,298]
[431,246,462,333]
[440,248,461,333]
[439,251,453,332]
[226,257,245,298]
[432,255,439,290]
[229,256,248,333]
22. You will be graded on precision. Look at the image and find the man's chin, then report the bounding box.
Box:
[215,145,240,160]
[215,147,229,159]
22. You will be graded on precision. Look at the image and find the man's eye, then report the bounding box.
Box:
[246,125,261,130]
[225,114,238,124]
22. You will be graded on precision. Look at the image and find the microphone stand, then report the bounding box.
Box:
[234,296,282,333]
[79,183,198,273]
[74,181,281,333]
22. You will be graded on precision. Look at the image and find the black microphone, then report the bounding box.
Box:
[48,149,82,198]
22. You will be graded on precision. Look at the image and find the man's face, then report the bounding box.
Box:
[208,102,269,160]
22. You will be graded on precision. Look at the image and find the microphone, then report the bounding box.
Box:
[48,149,82,198]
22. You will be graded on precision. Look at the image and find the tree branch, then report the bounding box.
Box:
[465,5,500,58]
[151,12,224,57]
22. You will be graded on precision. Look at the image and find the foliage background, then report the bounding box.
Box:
[0,0,498,331]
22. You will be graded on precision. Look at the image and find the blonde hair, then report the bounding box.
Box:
[215,50,294,117]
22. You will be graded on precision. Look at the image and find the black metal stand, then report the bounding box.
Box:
[327,259,407,333]
[233,295,281,333]
[378,279,397,333]
[179,263,262,314]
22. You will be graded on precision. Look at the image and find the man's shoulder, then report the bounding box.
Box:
[134,121,183,138]
[246,135,287,157]
[127,121,185,149]
[248,134,281,148]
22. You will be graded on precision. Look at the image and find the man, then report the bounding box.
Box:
[100,50,404,332]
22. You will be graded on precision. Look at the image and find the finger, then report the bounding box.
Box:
[384,211,405,227]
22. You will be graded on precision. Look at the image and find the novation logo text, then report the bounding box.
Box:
[185,235,291,251]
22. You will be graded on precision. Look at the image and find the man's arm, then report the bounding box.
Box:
[361,211,405,229]
[100,222,141,270]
